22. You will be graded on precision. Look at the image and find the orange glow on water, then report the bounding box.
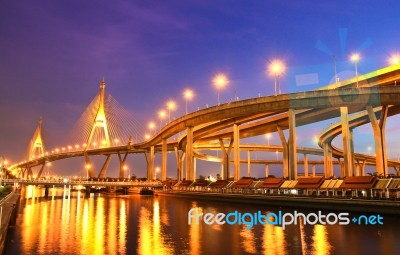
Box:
[262,216,286,254]
[137,198,174,255]
[189,205,201,254]
[11,188,397,255]
[312,224,333,254]
[240,225,257,254]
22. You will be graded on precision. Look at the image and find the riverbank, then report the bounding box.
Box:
[157,191,400,215]
[0,191,20,254]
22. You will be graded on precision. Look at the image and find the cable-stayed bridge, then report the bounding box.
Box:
[6,65,400,182]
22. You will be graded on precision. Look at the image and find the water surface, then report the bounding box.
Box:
[5,186,400,254]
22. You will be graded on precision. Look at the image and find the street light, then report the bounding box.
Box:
[212,73,229,105]
[265,133,271,146]
[166,100,177,122]
[123,165,130,179]
[268,60,285,95]
[85,163,91,179]
[158,110,166,129]
[183,89,194,114]
[350,53,360,87]
[389,54,400,65]
[155,166,160,180]
[148,121,156,134]
[313,136,319,145]
[367,146,372,156]
[46,162,51,178]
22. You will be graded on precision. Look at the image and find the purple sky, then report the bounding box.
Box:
[2,1,400,178]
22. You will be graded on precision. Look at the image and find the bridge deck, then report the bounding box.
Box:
[1,179,164,188]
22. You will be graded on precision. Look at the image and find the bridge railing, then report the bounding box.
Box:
[1,179,163,187]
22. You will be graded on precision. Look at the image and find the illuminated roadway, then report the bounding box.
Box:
[9,64,400,181]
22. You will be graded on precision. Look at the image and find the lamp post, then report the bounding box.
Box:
[268,60,285,95]
[350,53,360,87]
[183,89,194,114]
[212,73,229,105]
[166,100,177,122]
[389,54,400,65]
[158,110,166,129]
[265,133,271,146]
[367,146,372,156]
[85,163,91,180]
[313,136,319,146]
[155,166,160,180]
[123,165,130,180]
[46,162,51,179]
[148,121,156,135]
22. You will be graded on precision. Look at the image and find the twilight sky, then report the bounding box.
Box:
[1,1,400,177]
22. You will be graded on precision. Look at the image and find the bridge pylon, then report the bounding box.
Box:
[28,117,45,160]
[85,78,111,150]
[23,118,46,179]
[83,78,112,178]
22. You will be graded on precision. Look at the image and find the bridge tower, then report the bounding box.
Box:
[28,117,45,159]
[21,118,46,179]
[83,78,113,178]
[85,78,111,150]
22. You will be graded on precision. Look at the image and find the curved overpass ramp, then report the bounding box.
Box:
[9,65,400,180]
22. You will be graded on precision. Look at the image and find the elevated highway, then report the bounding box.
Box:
[9,65,400,181]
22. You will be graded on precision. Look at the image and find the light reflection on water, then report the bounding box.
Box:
[5,186,400,254]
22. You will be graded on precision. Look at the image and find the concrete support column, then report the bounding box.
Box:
[340,106,354,177]
[265,164,269,177]
[395,167,400,176]
[186,127,194,180]
[349,129,356,174]
[162,139,167,181]
[337,158,345,177]
[174,147,185,181]
[219,138,233,180]
[27,167,32,179]
[304,154,309,177]
[277,126,289,178]
[117,152,128,179]
[360,160,366,176]
[37,163,46,178]
[194,157,197,180]
[323,143,333,178]
[247,151,251,177]
[311,165,316,177]
[145,146,155,180]
[20,168,26,179]
[98,155,112,178]
[233,124,240,181]
[354,162,360,176]
[380,106,388,176]
[366,106,388,176]
[288,109,298,180]
[84,153,95,178]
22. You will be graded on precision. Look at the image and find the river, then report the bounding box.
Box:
[4,186,400,254]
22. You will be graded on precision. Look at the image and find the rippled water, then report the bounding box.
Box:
[5,186,400,254]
